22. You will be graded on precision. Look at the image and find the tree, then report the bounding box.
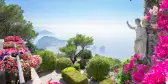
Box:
[59,34,93,63]
[25,41,38,54]
[80,49,92,59]
[0,1,38,41]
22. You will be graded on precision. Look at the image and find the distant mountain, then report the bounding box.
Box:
[92,46,97,51]
[36,36,66,49]
[99,46,106,53]
[38,30,53,35]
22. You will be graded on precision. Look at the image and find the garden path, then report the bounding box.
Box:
[39,70,67,84]
[24,68,42,84]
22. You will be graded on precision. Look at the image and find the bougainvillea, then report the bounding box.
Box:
[154,36,168,59]
[142,59,168,84]
[121,54,148,84]
[157,0,168,32]
[122,0,168,83]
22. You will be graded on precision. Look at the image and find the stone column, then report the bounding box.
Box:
[144,24,159,66]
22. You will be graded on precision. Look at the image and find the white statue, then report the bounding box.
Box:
[127,18,147,56]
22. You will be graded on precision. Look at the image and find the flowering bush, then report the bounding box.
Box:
[0,60,5,71]
[4,36,21,42]
[21,60,31,72]
[3,56,18,73]
[29,55,42,68]
[0,36,42,75]
[3,42,15,49]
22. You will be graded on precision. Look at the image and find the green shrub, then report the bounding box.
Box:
[86,56,111,81]
[62,67,88,84]
[78,59,89,69]
[36,50,57,72]
[80,49,92,59]
[100,78,115,84]
[73,63,80,71]
[107,58,122,71]
[56,57,73,71]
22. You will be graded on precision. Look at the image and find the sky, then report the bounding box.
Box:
[6,0,144,60]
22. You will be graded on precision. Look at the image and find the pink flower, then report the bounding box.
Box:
[134,53,143,60]
[125,80,130,84]
[132,72,144,83]
[124,70,129,74]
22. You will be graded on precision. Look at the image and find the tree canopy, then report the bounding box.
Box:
[59,34,94,63]
[0,0,38,41]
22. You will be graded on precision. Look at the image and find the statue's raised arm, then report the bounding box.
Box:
[127,21,135,29]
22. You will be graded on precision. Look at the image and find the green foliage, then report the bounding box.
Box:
[78,59,89,69]
[118,58,132,84]
[108,58,122,71]
[26,41,38,54]
[73,63,80,71]
[80,49,92,59]
[0,2,38,40]
[56,57,73,71]
[56,53,67,58]
[100,78,115,84]
[36,50,57,72]
[59,34,93,63]
[86,56,111,81]
[62,67,88,84]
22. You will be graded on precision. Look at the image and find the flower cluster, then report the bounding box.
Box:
[20,52,31,60]
[29,55,42,68]
[144,0,168,35]
[0,60,5,71]
[132,64,148,84]
[142,36,168,83]
[3,56,18,73]
[157,0,168,32]
[144,6,159,30]
[0,36,42,74]
[4,36,21,42]
[123,54,148,84]
[154,36,168,59]
[142,59,168,84]
[21,61,31,72]
[124,54,143,74]
[3,42,15,49]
